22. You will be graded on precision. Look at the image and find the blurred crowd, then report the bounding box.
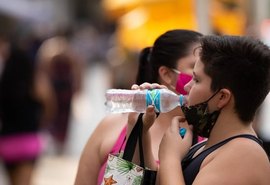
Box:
[0,1,137,184]
[0,26,85,185]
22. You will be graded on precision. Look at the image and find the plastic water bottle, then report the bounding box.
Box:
[105,88,187,113]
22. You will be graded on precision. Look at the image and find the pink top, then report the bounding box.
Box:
[97,125,127,185]
[198,136,205,142]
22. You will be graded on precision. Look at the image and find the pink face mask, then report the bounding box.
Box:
[172,69,193,95]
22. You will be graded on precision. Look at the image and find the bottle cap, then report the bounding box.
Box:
[179,95,187,106]
[179,128,187,138]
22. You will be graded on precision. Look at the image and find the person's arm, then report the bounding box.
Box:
[74,128,102,185]
[74,114,127,185]
[69,50,84,94]
[158,116,193,185]
[127,83,165,170]
[142,107,159,170]
[33,68,56,128]
[126,106,158,170]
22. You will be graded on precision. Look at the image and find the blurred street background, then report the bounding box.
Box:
[0,0,270,184]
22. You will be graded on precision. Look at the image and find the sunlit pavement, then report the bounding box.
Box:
[0,63,111,185]
[31,155,78,185]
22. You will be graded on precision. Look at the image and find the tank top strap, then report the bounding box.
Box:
[196,134,262,162]
[182,140,207,163]
[97,125,127,184]
[222,134,262,146]
[182,134,262,185]
[110,125,127,154]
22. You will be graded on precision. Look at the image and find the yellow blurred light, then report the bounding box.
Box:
[102,0,181,19]
[102,0,141,19]
[115,0,198,50]
[120,7,148,29]
[210,0,247,35]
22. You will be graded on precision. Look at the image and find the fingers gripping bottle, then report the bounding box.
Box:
[105,89,186,113]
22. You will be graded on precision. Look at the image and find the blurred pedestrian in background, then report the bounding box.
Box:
[0,34,10,78]
[36,36,83,154]
[0,37,54,185]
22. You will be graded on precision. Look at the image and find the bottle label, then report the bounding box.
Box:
[146,89,161,112]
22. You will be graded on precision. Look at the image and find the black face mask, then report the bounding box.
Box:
[181,91,221,138]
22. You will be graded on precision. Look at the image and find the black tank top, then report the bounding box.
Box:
[182,134,263,185]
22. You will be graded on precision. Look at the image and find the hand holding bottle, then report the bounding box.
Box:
[127,83,167,132]
[127,83,165,171]
[105,84,186,113]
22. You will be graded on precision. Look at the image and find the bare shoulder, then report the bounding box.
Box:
[97,113,128,132]
[220,137,269,164]
[75,113,129,184]
[222,138,270,183]
[85,113,128,156]
[92,113,128,144]
[196,137,270,185]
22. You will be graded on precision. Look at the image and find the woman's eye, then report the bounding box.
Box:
[193,78,199,83]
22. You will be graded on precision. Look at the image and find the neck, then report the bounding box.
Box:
[206,109,256,148]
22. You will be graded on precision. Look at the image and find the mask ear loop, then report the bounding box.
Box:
[204,89,221,103]
[171,68,181,74]
[201,89,222,114]
[162,68,180,92]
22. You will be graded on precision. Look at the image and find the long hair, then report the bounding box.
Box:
[136,29,202,84]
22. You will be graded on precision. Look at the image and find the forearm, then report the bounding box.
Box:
[75,159,99,185]
[143,130,158,170]
[158,159,185,185]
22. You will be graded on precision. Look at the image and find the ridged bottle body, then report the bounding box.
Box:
[105,89,186,113]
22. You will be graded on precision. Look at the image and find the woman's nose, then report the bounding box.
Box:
[184,80,193,94]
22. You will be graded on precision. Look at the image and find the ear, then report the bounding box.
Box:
[217,89,231,109]
[158,66,174,85]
